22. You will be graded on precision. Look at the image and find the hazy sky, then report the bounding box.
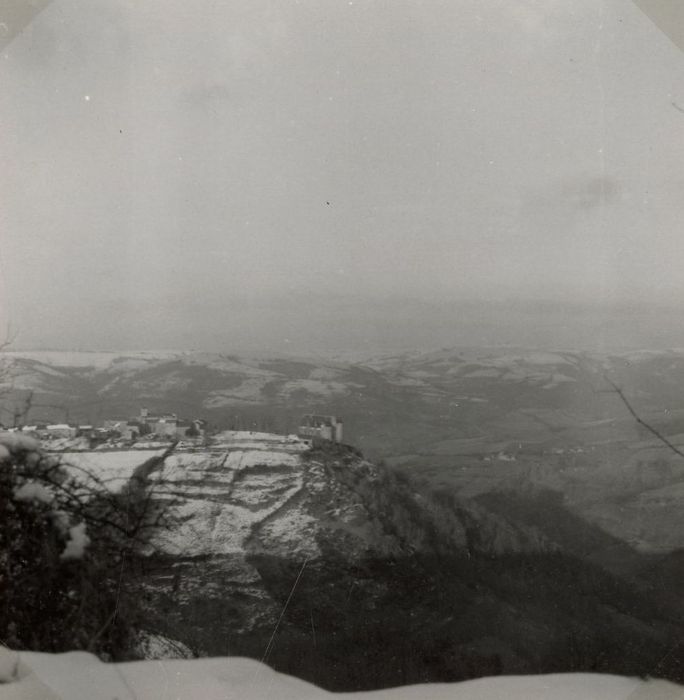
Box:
[2,0,684,353]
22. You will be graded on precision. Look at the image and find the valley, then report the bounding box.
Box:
[6,346,684,554]
[5,346,684,688]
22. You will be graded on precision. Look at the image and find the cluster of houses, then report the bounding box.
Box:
[10,408,207,443]
[11,423,84,440]
[5,409,345,446]
[102,408,207,441]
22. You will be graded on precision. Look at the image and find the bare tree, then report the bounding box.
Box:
[0,339,180,657]
[1,429,179,657]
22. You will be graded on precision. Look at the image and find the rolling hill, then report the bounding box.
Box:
[5,346,684,553]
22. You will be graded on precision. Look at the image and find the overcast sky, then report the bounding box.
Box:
[2,0,684,354]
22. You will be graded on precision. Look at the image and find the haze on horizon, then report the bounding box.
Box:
[2,0,684,357]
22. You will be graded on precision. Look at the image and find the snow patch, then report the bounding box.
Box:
[154,500,257,555]
[309,366,344,380]
[0,431,40,452]
[8,652,682,700]
[13,482,54,505]
[60,522,90,560]
[259,504,320,557]
[542,373,577,389]
[282,378,354,397]
[60,450,166,492]
[0,645,20,683]
[135,632,195,660]
[203,377,273,406]
[239,450,300,468]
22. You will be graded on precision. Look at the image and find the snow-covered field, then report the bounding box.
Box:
[3,650,681,700]
[54,433,314,556]
[60,449,167,491]
[204,377,275,406]
[213,431,309,447]
[150,443,311,556]
[56,433,308,492]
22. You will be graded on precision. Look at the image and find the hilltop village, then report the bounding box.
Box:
[1,408,344,450]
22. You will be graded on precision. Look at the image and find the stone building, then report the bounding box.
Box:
[297,414,343,443]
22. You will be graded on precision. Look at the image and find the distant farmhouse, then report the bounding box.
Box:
[20,424,85,439]
[99,409,204,440]
[19,424,78,439]
[44,424,77,439]
[298,414,343,443]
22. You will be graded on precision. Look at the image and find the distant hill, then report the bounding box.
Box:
[5,347,684,552]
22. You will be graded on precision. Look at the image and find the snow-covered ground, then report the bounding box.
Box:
[2,650,681,700]
[212,430,309,446]
[149,443,311,556]
[52,433,315,557]
[59,449,167,492]
[55,433,308,493]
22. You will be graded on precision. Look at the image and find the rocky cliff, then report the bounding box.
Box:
[87,433,684,691]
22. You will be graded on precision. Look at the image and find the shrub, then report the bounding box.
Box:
[0,432,170,658]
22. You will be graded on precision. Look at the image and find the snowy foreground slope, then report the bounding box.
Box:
[2,651,682,700]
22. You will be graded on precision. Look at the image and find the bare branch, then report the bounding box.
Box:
[12,391,33,428]
[604,375,684,461]
[0,323,17,351]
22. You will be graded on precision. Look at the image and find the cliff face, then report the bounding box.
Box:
[132,431,553,664]
[143,432,549,566]
[121,434,684,691]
